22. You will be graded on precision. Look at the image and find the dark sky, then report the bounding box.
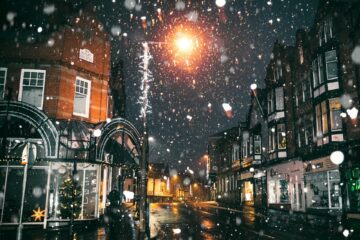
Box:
[95,0,320,173]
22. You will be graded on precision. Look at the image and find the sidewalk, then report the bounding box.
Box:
[0,204,138,240]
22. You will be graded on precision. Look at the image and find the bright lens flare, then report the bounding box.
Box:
[175,36,194,53]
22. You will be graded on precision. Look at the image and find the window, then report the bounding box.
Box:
[318,55,324,85]
[73,77,91,117]
[269,127,276,151]
[302,81,307,102]
[249,136,253,155]
[321,101,328,134]
[329,98,342,131]
[277,124,286,149]
[242,139,248,158]
[267,90,274,113]
[319,18,333,46]
[275,87,284,110]
[312,59,319,88]
[0,68,7,99]
[19,69,46,109]
[299,46,304,64]
[254,135,261,154]
[325,50,338,80]
[274,65,283,81]
[232,144,240,162]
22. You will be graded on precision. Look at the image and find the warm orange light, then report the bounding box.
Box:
[163,24,204,71]
[175,35,194,53]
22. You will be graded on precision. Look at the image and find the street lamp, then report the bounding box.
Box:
[138,32,198,238]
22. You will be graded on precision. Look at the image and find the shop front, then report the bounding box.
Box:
[267,160,304,211]
[253,170,267,208]
[304,156,342,213]
[239,172,254,205]
[0,102,142,228]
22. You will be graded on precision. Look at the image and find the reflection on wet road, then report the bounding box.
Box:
[150,202,268,240]
[150,201,346,240]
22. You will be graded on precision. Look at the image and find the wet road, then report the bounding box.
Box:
[150,202,348,240]
[150,202,270,239]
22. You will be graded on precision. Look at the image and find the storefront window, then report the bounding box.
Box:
[268,179,289,204]
[2,167,24,223]
[305,170,341,209]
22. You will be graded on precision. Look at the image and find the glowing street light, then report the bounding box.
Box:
[175,35,194,53]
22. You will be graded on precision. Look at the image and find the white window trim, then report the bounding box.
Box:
[73,76,91,118]
[0,67,7,99]
[18,69,46,110]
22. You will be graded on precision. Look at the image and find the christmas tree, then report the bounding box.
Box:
[59,175,82,219]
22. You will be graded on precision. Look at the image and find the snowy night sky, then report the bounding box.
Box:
[92,0,320,172]
[2,0,321,173]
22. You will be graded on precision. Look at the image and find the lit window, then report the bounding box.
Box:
[73,77,91,117]
[19,69,46,109]
[321,101,328,134]
[277,124,286,149]
[0,68,7,100]
[329,98,342,131]
[325,50,338,80]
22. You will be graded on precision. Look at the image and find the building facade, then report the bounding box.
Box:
[0,2,141,228]
[209,0,360,218]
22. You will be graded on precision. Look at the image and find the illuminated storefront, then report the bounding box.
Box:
[304,156,342,211]
[267,160,304,211]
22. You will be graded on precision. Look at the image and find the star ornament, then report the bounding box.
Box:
[31,207,45,221]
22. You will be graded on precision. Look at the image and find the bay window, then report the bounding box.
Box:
[73,77,91,117]
[315,98,343,145]
[0,68,7,99]
[19,69,46,109]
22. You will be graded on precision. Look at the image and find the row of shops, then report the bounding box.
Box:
[237,155,350,214]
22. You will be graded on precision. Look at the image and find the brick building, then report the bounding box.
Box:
[0,1,141,228]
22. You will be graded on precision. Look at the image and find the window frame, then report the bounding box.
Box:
[73,76,91,118]
[18,69,46,109]
[329,98,342,131]
[0,67,7,100]
[325,50,338,81]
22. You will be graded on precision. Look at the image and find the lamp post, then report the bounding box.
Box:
[138,32,197,238]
